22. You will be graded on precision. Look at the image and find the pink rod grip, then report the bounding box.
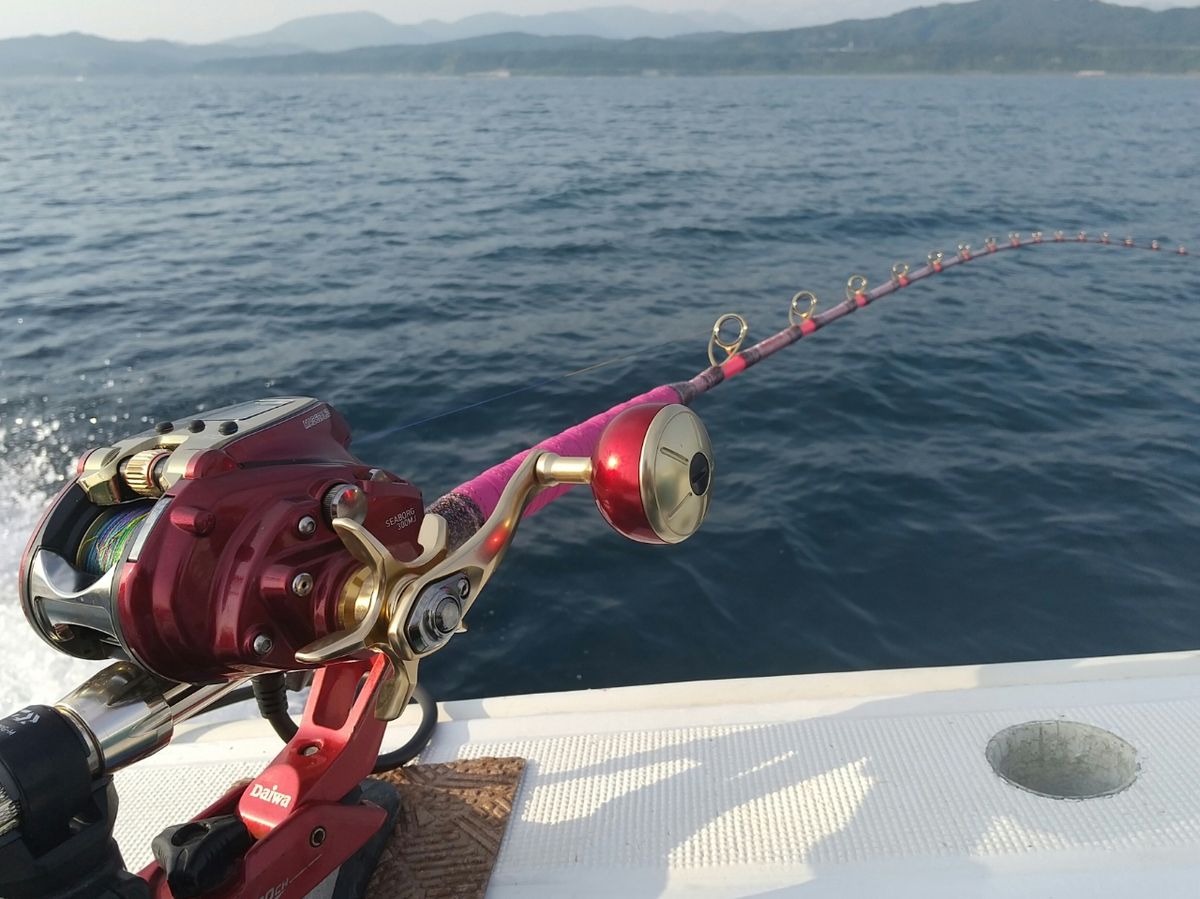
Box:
[453,384,682,520]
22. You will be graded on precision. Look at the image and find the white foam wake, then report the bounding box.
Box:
[0,422,104,713]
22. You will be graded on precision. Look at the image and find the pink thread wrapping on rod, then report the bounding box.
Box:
[453,384,683,520]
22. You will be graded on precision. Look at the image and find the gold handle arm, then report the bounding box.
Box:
[298,452,585,719]
[294,519,391,664]
[389,451,552,649]
[295,514,449,665]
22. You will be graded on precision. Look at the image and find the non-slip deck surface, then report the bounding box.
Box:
[114,652,1200,897]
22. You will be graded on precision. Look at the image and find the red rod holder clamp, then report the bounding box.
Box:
[142,655,394,898]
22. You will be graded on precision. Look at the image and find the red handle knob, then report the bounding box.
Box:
[590,404,713,545]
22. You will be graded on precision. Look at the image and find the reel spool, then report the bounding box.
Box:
[74,502,155,576]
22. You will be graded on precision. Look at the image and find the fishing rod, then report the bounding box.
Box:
[354,230,1187,450]
[428,229,1192,542]
[0,228,1189,899]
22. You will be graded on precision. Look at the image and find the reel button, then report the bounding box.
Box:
[322,483,368,525]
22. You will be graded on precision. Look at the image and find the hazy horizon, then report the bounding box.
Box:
[2,0,1198,44]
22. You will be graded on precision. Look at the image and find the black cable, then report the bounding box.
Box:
[373,685,437,773]
[251,673,298,743]
[203,672,312,716]
[202,672,437,769]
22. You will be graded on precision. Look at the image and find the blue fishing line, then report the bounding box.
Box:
[355,334,693,445]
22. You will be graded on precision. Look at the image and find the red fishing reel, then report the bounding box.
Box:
[19,398,426,685]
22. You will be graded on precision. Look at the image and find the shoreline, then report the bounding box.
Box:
[4,70,1200,82]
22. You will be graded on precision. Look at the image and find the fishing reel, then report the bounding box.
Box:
[19,396,714,716]
[20,397,427,688]
[4,395,713,898]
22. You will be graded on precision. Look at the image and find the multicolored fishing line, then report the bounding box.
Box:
[77,504,152,574]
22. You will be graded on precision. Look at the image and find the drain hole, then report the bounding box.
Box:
[986,720,1137,800]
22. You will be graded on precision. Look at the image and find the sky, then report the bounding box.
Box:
[0,0,1195,44]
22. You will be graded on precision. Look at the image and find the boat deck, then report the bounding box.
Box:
[115,651,1200,897]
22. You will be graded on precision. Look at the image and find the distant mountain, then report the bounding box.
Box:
[221,7,753,53]
[420,7,750,41]
[221,11,419,53]
[0,32,287,77]
[3,0,1199,78]
[773,0,1200,46]
[202,0,1200,76]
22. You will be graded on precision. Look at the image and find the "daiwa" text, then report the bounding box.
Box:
[249,783,292,808]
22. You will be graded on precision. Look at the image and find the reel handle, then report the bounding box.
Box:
[298,404,715,719]
[538,403,714,545]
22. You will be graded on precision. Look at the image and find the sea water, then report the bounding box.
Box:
[1,74,1198,711]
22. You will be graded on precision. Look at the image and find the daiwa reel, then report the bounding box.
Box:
[20,397,426,685]
[1,395,714,898]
